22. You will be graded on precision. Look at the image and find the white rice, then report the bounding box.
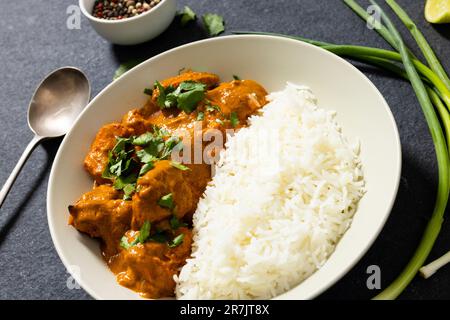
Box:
[175,83,365,300]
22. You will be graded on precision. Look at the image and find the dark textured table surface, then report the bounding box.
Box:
[1,0,449,300]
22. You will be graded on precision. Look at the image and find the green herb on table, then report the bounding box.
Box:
[158,193,174,210]
[169,234,185,248]
[113,60,141,81]
[178,6,197,27]
[202,13,225,37]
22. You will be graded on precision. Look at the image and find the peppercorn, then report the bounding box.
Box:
[92,0,161,20]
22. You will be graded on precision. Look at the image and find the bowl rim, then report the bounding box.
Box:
[79,0,171,24]
[47,34,402,300]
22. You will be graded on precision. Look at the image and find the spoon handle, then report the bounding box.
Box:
[0,135,43,209]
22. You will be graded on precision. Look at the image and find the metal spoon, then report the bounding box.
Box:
[0,67,90,208]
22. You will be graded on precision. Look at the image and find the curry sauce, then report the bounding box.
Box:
[68,71,268,298]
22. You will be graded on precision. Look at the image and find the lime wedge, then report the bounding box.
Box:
[425,0,450,24]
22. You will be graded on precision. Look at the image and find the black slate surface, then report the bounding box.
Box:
[0,0,449,300]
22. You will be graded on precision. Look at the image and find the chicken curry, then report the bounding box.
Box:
[68,71,268,298]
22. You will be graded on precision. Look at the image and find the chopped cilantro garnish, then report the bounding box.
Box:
[155,81,206,113]
[120,221,151,249]
[169,234,185,248]
[138,221,151,244]
[170,161,191,171]
[102,127,181,200]
[158,193,174,210]
[230,112,240,128]
[206,104,221,112]
[143,88,153,96]
[170,215,187,229]
[197,111,205,121]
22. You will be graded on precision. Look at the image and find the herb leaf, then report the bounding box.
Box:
[169,234,185,248]
[178,6,196,27]
[120,235,139,249]
[155,80,206,113]
[139,162,154,176]
[120,236,131,249]
[138,221,151,244]
[170,215,187,229]
[144,88,153,96]
[150,232,168,243]
[233,75,241,80]
[230,112,240,128]
[202,14,225,37]
[197,111,205,121]
[133,132,154,146]
[177,88,205,113]
[113,60,141,80]
[122,183,136,200]
[158,193,174,210]
[170,161,191,171]
[206,104,221,112]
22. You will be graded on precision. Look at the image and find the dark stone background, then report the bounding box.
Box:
[0,0,449,300]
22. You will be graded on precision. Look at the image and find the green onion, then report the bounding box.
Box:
[234,0,450,300]
[385,0,450,90]
[343,0,397,49]
[367,0,449,300]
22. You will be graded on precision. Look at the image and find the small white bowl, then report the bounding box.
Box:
[48,35,401,299]
[79,0,177,45]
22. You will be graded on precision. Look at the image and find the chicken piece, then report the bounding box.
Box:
[151,71,220,102]
[131,161,210,229]
[121,103,161,135]
[69,185,132,258]
[109,228,192,299]
[84,123,128,184]
[206,80,268,119]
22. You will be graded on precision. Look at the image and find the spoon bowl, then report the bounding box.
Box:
[28,67,90,137]
[0,67,90,209]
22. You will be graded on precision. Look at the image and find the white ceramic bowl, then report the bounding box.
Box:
[47,35,401,300]
[79,0,177,45]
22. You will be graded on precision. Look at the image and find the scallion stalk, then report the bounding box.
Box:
[367,0,449,300]
[386,0,450,90]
